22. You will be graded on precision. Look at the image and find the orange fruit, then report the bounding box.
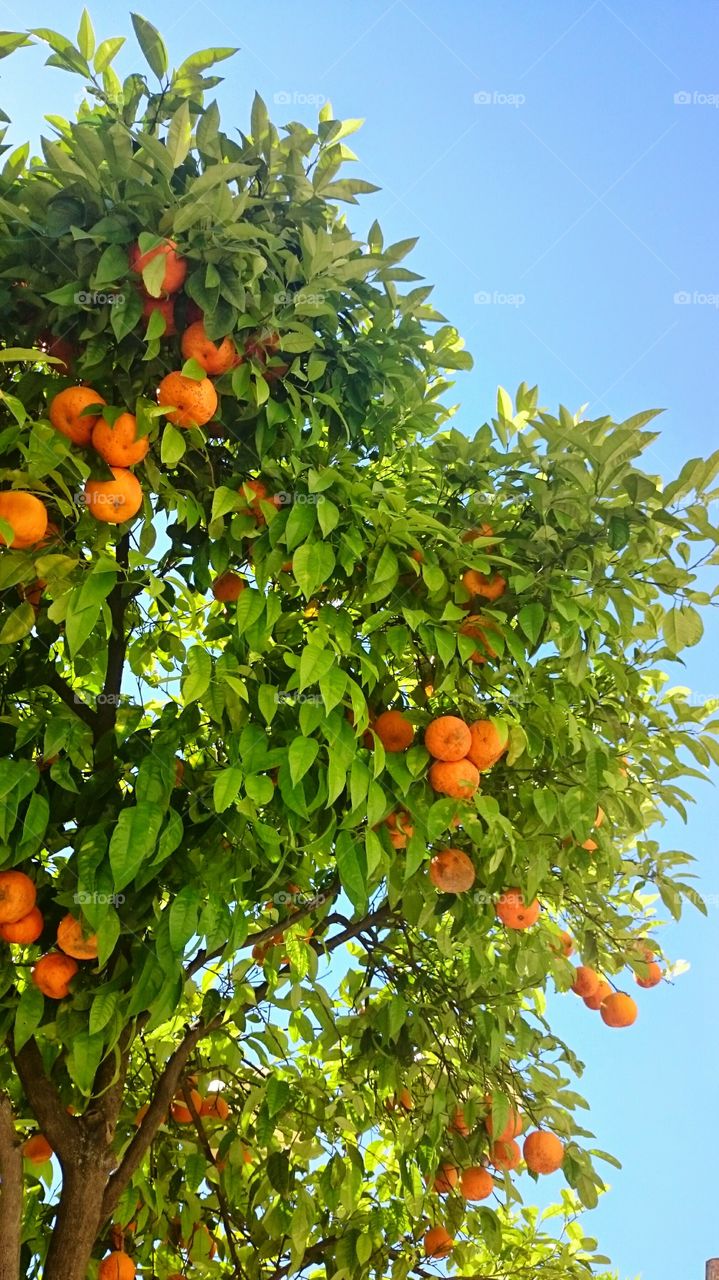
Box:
[200,1093,230,1121]
[424,1226,454,1258]
[397,1086,413,1111]
[581,838,598,852]
[488,1138,521,1171]
[600,992,638,1027]
[56,913,98,960]
[461,522,496,544]
[212,571,246,602]
[571,966,600,998]
[0,906,44,944]
[237,478,281,523]
[141,294,176,334]
[32,952,79,999]
[384,810,414,848]
[594,806,605,828]
[460,1166,493,1200]
[523,1130,564,1175]
[130,238,186,294]
[432,1163,458,1193]
[158,371,218,428]
[583,979,612,1010]
[461,569,506,602]
[0,871,36,924]
[181,320,238,375]
[92,413,149,467]
[170,1088,203,1124]
[495,888,540,930]
[372,710,415,752]
[428,759,480,799]
[449,1105,470,1136]
[459,614,499,664]
[636,961,662,989]
[429,848,475,894]
[49,386,106,446]
[424,715,471,762]
[22,1133,53,1164]
[466,720,507,771]
[98,1251,136,1280]
[551,930,574,958]
[18,579,46,609]
[410,548,424,563]
[0,492,48,549]
[84,468,143,524]
[484,1098,522,1141]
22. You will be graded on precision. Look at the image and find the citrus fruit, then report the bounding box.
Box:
[49,386,106,445]
[181,320,238,374]
[56,913,98,960]
[372,710,415,752]
[0,870,36,924]
[0,906,44,944]
[429,848,475,893]
[428,759,480,798]
[495,888,540,930]
[84,468,143,524]
[523,1130,564,1174]
[31,952,79,999]
[0,492,48,549]
[466,720,507,771]
[600,992,638,1027]
[129,238,186,294]
[92,413,149,467]
[424,715,472,761]
[158,371,218,428]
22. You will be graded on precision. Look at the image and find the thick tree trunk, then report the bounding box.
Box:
[0,1094,23,1280]
[43,1160,110,1280]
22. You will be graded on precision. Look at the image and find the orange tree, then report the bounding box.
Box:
[0,14,718,1280]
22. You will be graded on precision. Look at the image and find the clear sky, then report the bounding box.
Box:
[2,3,718,1277]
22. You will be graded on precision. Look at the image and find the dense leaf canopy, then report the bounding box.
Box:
[0,13,717,1280]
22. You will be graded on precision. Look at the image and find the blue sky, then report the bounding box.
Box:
[2,3,718,1277]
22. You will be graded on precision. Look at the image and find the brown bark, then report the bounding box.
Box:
[43,1157,111,1280]
[0,1093,23,1280]
[706,1263,719,1280]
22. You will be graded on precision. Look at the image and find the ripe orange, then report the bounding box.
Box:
[372,710,415,752]
[200,1093,230,1121]
[432,1163,458,1193]
[424,715,472,762]
[212,571,246,602]
[594,806,605,828]
[49,386,106,446]
[384,810,414,848]
[0,492,48,549]
[410,548,424,563]
[424,1226,454,1258]
[488,1138,521,1171]
[459,614,499,664]
[170,1088,203,1124]
[57,913,98,960]
[550,930,574,958]
[523,1130,564,1174]
[158,371,218,428]
[571,966,600,998]
[181,320,238,375]
[31,952,79,999]
[22,1133,53,1164]
[581,838,598,852]
[449,1105,469,1136]
[429,848,475,894]
[18,579,47,609]
[583,979,612,1010]
[0,906,44,944]
[460,1166,493,1200]
[461,522,496,544]
[461,569,507,602]
[98,1251,136,1280]
[130,238,186,294]
[141,294,176,334]
[466,720,507,771]
[495,888,540,930]
[484,1098,522,1141]
[237,478,281,523]
[600,992,638,1027]
[84,468,143,525]
[428,759,480,799]
[0,871,37,924]
[92,413,149,467]
[636,961,662,989]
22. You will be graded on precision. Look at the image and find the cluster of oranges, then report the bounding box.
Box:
[0,869,97,998]
[570,939,662,1029]
[422,1097,565,1258]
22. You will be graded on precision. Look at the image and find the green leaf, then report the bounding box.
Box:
[213,765,243,812]
[64,587,103,659]
[289,737,319,785]
[299,645,334,691]
[130,13,168,79]
[66,1031,104,1095]
[291,542,336,599]
[517,602,545,647]
[94,36,125,72]
[182,646,212,703]
[335,831,368,911]
[663,605,704,652]
[109,803,163,890]
[160,423,186,466]
[14,984,44,1052]
[169,886,201,953]
[77,10,95,60]
[285,500,316,550]
[167,100,192,168]
[89,988,119,1035]
[0,602,35,645]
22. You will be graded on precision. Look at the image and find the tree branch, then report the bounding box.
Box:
[10,1037,77,1158]
[180,1082,246,1277]
[44,669,97,731]
[100,1013,221,1224]
[0,1092,23,1280]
